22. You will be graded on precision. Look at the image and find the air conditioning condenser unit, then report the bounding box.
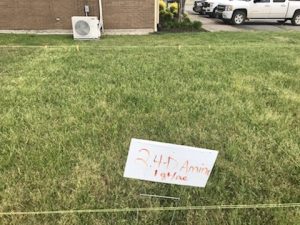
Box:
[72,16,101,40]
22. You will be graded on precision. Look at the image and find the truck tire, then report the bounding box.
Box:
[291,11,300,26]
[213,8,217,18]
[231,10,246,25]
[209,8,217,18]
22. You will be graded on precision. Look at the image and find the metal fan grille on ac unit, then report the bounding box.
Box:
[75,20,91,36]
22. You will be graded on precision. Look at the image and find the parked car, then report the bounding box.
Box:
[193,0,206,14]
[217,0,300,25]
[202,0,230,17]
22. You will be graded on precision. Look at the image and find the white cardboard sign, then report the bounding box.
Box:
[124,139,218,187]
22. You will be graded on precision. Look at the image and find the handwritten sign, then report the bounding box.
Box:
[124,139,218,187]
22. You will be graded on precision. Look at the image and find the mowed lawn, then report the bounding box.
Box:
[0,32,299,225]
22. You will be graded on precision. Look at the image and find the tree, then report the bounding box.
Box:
[166,0,186,21]
[176,0,186,22]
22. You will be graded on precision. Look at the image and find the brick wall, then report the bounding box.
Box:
[0,0,155,30]
[102,0,155,29]
[0,0,99,29]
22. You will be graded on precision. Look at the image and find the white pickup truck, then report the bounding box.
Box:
[203,0,228,17]
[217,0,300,25]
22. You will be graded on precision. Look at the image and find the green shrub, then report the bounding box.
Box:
[192,21,202,30]
[159,0,166,11]
[158,2,202,32]
[182,16,191,23]
[169,2,179,14]
[159,10,173,24]
[159,19,202,32]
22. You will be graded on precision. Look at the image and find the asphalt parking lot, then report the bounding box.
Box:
[186,0,300,32]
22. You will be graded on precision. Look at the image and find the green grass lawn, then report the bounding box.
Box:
[0,32,299,225]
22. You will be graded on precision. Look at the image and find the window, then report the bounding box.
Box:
[273,0,285,2]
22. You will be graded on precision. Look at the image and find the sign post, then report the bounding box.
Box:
[139,193,180,225]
